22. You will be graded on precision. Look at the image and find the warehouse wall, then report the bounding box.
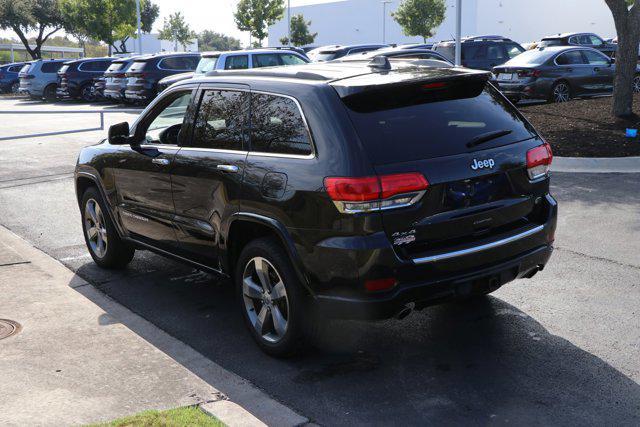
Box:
[268,0,615,47]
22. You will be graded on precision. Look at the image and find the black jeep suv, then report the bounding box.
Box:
[75,59,557,356]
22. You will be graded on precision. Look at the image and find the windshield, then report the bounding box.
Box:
[195,56,219,74]
[343,82,536,164]
[128,60,147,73]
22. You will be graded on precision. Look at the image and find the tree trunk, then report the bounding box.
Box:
[606,0,640,117]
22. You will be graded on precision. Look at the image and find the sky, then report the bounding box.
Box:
[0,0,340,47]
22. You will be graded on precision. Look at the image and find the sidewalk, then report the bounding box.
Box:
[0,225,308,426]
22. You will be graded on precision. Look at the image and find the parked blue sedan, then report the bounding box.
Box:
[0,62,27,94]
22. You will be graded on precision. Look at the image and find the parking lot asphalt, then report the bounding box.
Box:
[0,97,639,425]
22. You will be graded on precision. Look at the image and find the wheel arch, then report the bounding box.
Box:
[224,213,313,295]
[75,171,125,238]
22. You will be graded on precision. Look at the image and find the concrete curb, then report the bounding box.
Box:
[0,225,308,427]
[552,156,640,173]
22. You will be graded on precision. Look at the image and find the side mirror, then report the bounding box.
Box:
[609,57,616,66]
[108,122,130,145]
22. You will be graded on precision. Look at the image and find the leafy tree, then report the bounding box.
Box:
[605,0,640,117]
[234,0,284,44]
[392,0,445,43]
[141,0,159,33]
[197,30,241,51]
[60,0,138,54]
[279,14,317,46]
[0,0,66,59]
[158,11,196,51]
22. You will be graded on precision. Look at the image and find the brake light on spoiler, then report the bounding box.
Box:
[526,142,553,180]
[324,173,429,214]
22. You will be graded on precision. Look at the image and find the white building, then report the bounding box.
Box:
[122,33,198,54]
[268,0,616,47]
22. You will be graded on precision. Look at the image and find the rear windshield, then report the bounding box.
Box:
[106,61,127,72]
[343,81,536,164]
[128,60,148,73]
[195,56,219,74]
[433,44,455,61]
[539,39,563,47]
[313,51,339,61]
[58,65,70,74]
[20,64,31,73]
[502,49,555,66]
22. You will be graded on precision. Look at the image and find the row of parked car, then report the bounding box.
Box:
[0,31,635,105]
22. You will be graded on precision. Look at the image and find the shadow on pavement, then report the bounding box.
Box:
[72,254,640,426]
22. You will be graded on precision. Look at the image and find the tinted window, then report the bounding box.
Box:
[195,56,219,74]
[41,62,64,73]
[80,61,110,72]
[8,65,23,73]
[279,53,308,65]
[583,50,609,65]
[434,45,455,61]
[160,57,188,70]
[254,53,280,68]
[191,90,248,150]
[342,82,536,164]
[224,55,248,70]
[486,45,507,60]
[106,62,127,73]
[251,94,312,156]
[128,61,148,72]
[556,51,586,65]
[539,39,562,47]
[144,91,193,145]
[568,36,580,45]
[578,35,591,45]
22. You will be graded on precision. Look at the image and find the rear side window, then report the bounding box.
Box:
[254,53,280,68]
[504,43,524,58]
[342,81,536,164]
[20,64,31,73]
[8,65,23,73]
[191,89,248,150]
[279,53,307,65]
[250,93,312,156]
[41,62,64,73]
[159,56,197,70]
[80,60,111,72]
[224,55,248,70]
[556,51,586,65]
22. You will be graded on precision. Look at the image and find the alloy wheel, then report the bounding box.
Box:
[82,85,94,102]
[633,76,640,94]
[84,199,108,258]
[553,83,570,103]
[10,82,19,94]
[242,257,290,343]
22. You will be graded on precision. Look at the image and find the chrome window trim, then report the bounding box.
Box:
[188,85,317,159]
[553,49,588,67]
[137,143,180,150]
[178,147,249,155]
[412,225,545,264]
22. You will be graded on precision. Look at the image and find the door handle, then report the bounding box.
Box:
[152,158,170,166]
[217,164,239,173]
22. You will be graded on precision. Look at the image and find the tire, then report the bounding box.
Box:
[80,187,135,269]
[43,84,57,102]
[548,81,571,103]
[10,82,19,94]
[633,75,640,94]
[235,237,312,357]
[79,83,94,102]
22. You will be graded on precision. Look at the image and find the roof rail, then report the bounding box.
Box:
[463,35,511,42]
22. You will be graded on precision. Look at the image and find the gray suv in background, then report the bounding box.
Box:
[433,36,525,70]
[19,59,70,101]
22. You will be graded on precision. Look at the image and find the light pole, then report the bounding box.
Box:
[381,0,391,44]
[287,0,291,46]
[136,0,142,54]
[455,0,462,66]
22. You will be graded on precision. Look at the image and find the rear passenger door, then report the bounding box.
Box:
[554,50,593,94]
[171,86,250,268]
[583,49,614,92]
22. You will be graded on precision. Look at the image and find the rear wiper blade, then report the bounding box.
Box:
[466,129,513,148]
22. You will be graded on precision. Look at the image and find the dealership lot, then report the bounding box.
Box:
[0,98,639,425]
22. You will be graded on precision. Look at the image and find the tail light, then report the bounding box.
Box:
[518,69,541,78]
[526,142,553,180]
[22,74,35,80]
[113,73,126,78]
[324,172,429,213]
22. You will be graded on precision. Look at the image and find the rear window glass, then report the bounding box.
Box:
[434,45,455,61]
[314,51,339,61]
[539,39,563,47]
[58,65,70,74]
[41,62,64,73]
[128,61,148,73]
[106,62,127,72]
[224,55,248,70]
[20,64,31,73]
[342,81,536,164]
[502,49,555,66]
[8,65,23,72]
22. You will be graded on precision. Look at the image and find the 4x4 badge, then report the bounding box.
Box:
[392,229,416,246]
[471,158,495,171]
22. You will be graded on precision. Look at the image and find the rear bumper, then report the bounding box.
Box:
[308,194,557,320]
[124,89,151,100]
[317,243,553,319]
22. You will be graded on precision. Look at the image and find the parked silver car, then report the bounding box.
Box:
[19,59,70,101]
